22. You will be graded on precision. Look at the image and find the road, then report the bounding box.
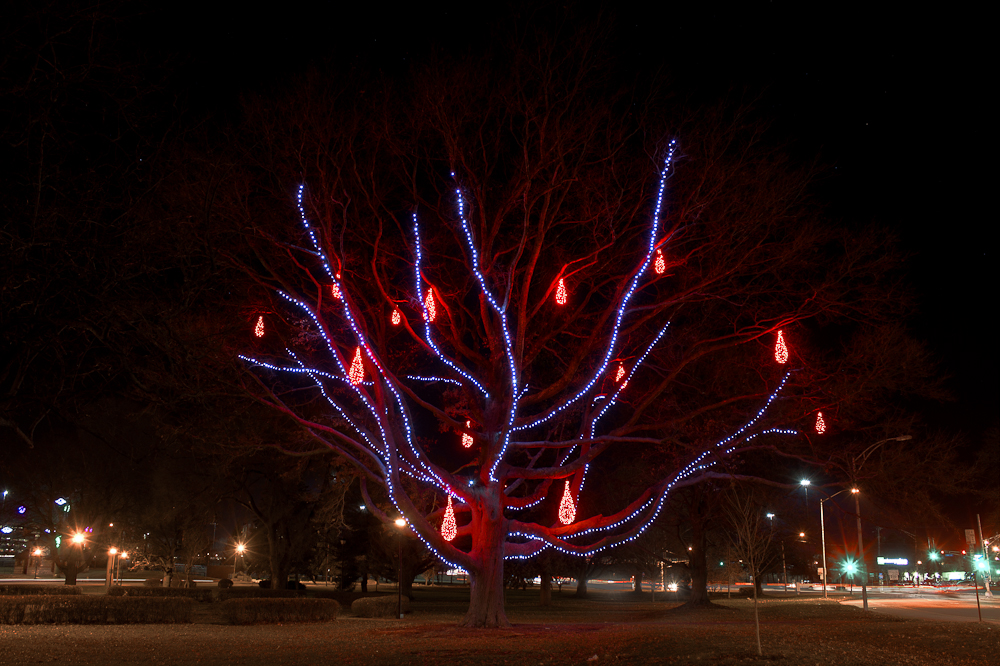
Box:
[841,593,1000,624]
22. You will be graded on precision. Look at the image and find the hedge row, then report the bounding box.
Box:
[219,598,339,625]
[106,586,305,602]
[0,595,194,624]
[107,586,215,602]
[350,595,410,618]
[0,585,81,596]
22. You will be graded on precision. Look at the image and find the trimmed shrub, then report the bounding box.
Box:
[213,587,301,602]
[107,586,214,602]
[0,595,194,624]
[142,577,163,587]
[0,585,81,596]
[219,598,339,625]
[218,578,234,589]
[350,595,410,618]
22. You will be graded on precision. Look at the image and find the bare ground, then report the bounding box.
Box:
[0,590,996,665]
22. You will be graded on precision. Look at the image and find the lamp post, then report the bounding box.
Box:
[765,513,788,594]
[846,434,911,610]
[394,518,406,619]
[820,488,856,600]
[850,488,869,610]
[32,548,42,578]
[233,543,245,580]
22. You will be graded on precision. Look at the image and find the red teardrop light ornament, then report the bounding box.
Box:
[348,347,365,385]
[774,330,789,364]
[815,412,826,434]
[331,283,342,299]
[254,316,265,338]
[654,249,666,275]
[391,308,401,326]
[558,480,577,525]
[461,420,473,448]
[423,290,437,322]
[441,495,457,542]
[615,364,626,383]
[555,278,567,305]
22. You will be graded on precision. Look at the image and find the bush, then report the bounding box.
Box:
[0,585,81,596]
[350,595,410,618]
[219,598,339,625]
[107,586,214,602]
[0,595,194,624]
[142,577,163,587]
[213,587,301,602]
[218,578,234,589]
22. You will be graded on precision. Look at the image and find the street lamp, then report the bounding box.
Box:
[819,488,857,599]
[233,543,245,579]
[32,548,42,579]
[394,518,406,619]
[834,434,911,609]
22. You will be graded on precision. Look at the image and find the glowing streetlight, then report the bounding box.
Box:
[72,533,85,545]
[233,543,245,579]
[394,519,407,619]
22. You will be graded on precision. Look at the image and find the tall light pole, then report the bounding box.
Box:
[846,435,911,611]
[233,543,245,580]
[820,487,855,600]
[394,518,406,619]
[851,488,868,610]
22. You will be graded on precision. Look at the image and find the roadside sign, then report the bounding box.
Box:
[888,569,898,581]
[965,529,976,546]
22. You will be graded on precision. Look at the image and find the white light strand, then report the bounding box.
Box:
[452,185,521,482]
[514,141,677,432]
[413,216,490,398]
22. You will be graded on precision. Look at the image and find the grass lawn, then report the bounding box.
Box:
[0,586,995,665]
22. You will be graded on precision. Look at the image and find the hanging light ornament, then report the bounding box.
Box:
[254,316,265,338]
[423,290,437,322]
[555,278,567,305]
[441,495,457,542]
[331,273,343,300]
[558,480,577,525]
[815,412,826,434]
[614,364,626,383]
[774,330,789,364]
[391,308,401,326]
[348,347,365,385]
[461,420,474,449]
[654,249,666,275]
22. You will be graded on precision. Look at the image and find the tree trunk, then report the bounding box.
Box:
[539,571,552,606]
[575,576,589,598]
[460,498,509,628]
[683,508,717,608]
[753,579,762,656]
[633,571,644,592]
[266,524,288,589]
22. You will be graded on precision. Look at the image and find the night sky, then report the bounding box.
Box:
[146,2,991,438]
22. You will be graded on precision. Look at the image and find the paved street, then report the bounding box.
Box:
[841,594,1000,624]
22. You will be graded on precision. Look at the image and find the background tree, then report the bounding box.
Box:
[724,485,776,657]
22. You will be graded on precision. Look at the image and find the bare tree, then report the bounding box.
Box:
[217,29,913,628]
[725,486,776,656]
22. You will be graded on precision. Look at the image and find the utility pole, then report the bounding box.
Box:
[853,489,868,611]
[978,514,992,598]
[780,541,788,593]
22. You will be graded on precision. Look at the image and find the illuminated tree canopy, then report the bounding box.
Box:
[233,40,906,627]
